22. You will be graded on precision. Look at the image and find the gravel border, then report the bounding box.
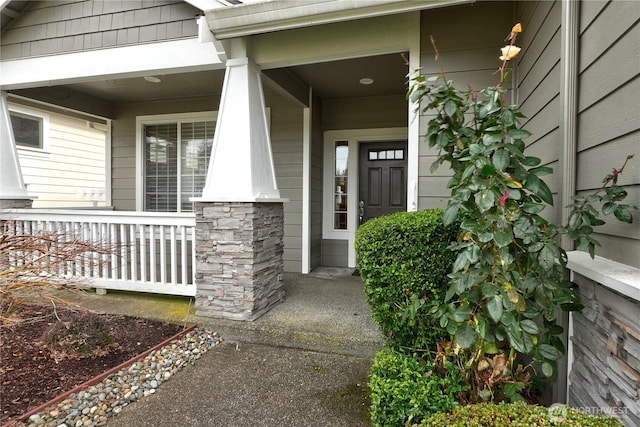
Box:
[9,328,221,427]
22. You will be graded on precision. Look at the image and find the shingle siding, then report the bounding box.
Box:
[1,0,200,59]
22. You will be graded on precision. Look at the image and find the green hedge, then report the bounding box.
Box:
[369,348,467,427]
[355,209,458,351]
[419,402,624,427]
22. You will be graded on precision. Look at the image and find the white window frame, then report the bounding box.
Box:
[323,127,408,267]
[8,103,50,155]
[135,111,217,212]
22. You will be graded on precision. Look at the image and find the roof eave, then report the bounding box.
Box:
[205,0,475,40]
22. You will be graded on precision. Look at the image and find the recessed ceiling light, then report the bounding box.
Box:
[359,77,374,85]
[144,76,161,83]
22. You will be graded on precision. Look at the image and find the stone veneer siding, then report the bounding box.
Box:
[0,199,33,209]
[193,201,285,321]
[569,273,640,427]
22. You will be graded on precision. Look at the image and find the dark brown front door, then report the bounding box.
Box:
[358,141,407,224]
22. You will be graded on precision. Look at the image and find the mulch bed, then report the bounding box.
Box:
[1,304,184,424]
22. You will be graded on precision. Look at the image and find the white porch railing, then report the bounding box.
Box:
[2,209,197,296]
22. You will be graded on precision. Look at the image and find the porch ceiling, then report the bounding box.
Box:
[64,70,226,104]
[11,53,407,109]
[288,53,408,99]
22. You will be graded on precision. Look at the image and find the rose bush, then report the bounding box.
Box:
[408,23,635,402]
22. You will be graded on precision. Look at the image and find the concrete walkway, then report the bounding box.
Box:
[63,269,384,426]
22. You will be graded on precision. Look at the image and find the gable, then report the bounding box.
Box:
[1,0,201,60]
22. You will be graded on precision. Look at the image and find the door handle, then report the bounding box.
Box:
[359,200,365,224]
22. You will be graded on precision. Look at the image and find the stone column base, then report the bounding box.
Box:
[194,201,285,321]
[0,198,33,209]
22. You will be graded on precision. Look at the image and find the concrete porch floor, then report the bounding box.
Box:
[63,268,385,357]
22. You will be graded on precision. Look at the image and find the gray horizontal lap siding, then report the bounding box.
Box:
[576,0,640,268]
[1,0,199,59]
[417,2,513,211]
[515,0,562,225]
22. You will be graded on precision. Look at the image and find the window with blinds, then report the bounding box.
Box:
[144,120,215,212]
[10,111,43,149]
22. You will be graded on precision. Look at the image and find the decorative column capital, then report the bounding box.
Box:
[194,57,286,203]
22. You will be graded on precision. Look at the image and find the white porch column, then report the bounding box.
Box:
[192,52,287,321]
[199,56,281,202]
[0,91,32,209]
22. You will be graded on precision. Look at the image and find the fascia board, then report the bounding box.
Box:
[0,38,224,90]
[184,0,222,11]
[206,0,474,39]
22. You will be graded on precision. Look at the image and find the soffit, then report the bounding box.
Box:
[206,0,474,39]
[0,0,31,35]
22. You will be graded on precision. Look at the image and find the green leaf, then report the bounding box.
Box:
[483,342,499,354]
[477,316,489,339]
[510,393,525,403]
[568,211,582,229]
[521,156,542,166]
[502,109,514,126]
[481,164,497,177]
[461,163,476,181]
[538,344,563,361]
[538,245,556,271]
[503,383,516,398]
[467,245,481,263]
[469,144,485,155]
[520,319,540,335]
[505,324,526,353]
[445,286,457,303]
[509,188,522,200]
[541,362,554,377]
[492,149,510,171]
[453,305,472,322]
[444,99,458,117]
[430,158,443,174]
[481,283,499,297]
[523,202,545,214]
[529,166,553,176]
[478,232,493,243]
[455,322,477,349]
[614,207,633,223]
[443,203,460,226]
[508,128,532,140]
[483,132,503,145]
[453,251,468,272]
[475,189,495,212]
[487,295,503,322]
[602,202,617,215]
[436,131,451,148]
[493,229,513,248]
[525,174,554,205]
[536,180,554,205]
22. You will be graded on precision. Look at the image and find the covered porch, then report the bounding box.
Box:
[0,0,435,319]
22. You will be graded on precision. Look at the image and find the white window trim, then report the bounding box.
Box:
[8,103,50,155]
[135,111,218,212]
[323,127,408,267]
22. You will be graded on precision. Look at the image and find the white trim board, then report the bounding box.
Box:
[8,103,50,153]
[1,39,224,90]
[567,251,640,302]
[323,127,408,268]
[302,105,311,274]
